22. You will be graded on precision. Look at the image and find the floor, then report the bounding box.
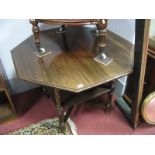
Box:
[0,103,17,123]
[0,92,17,124]
[0,88,155,135]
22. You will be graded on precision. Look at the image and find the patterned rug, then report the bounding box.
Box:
[8,117,77,135]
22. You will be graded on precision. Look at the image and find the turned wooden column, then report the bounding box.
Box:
[29,19,41,52]
[107,80,115,112]
[53,88,65,132]
[96,19,108,56]
[96,19,107,30]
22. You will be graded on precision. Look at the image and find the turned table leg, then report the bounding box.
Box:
[106,81,115,112]
[64,106,74,123]
[95,20,113,65]
[29,20,41,51]
[96,19,107,32]
[96,20,107,48]
[29,19,47,55]
[97,20,107,43]
[53,88,65,133]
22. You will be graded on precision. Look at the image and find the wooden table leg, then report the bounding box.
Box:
[96,19,107,41]
[64,106,74,123]
[106,81,115,112]
[53,88,65,133]
[29,19,41,52]
[96,19,107,31]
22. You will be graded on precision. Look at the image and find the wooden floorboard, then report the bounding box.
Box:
[0,102,17,124]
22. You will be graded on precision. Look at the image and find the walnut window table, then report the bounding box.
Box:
[11,26,134,132]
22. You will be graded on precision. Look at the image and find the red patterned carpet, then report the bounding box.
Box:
[0,92,155,135]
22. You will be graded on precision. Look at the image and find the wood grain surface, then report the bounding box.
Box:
[11,27,134,93]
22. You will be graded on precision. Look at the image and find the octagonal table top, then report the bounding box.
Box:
[11,27,134,93]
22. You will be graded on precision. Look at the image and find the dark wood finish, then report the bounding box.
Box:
[42,82,115,124]
[53,88,65,132]
[52,80,115,124]
[63,86,111,108]
[64,106,74,123]
[117,19,150,128]
[11,27,134,93]
[130,20,150,128]
[12,26,134,129]
[107,81,115,111]
[63,82,114,123]
[29,20,41,51]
